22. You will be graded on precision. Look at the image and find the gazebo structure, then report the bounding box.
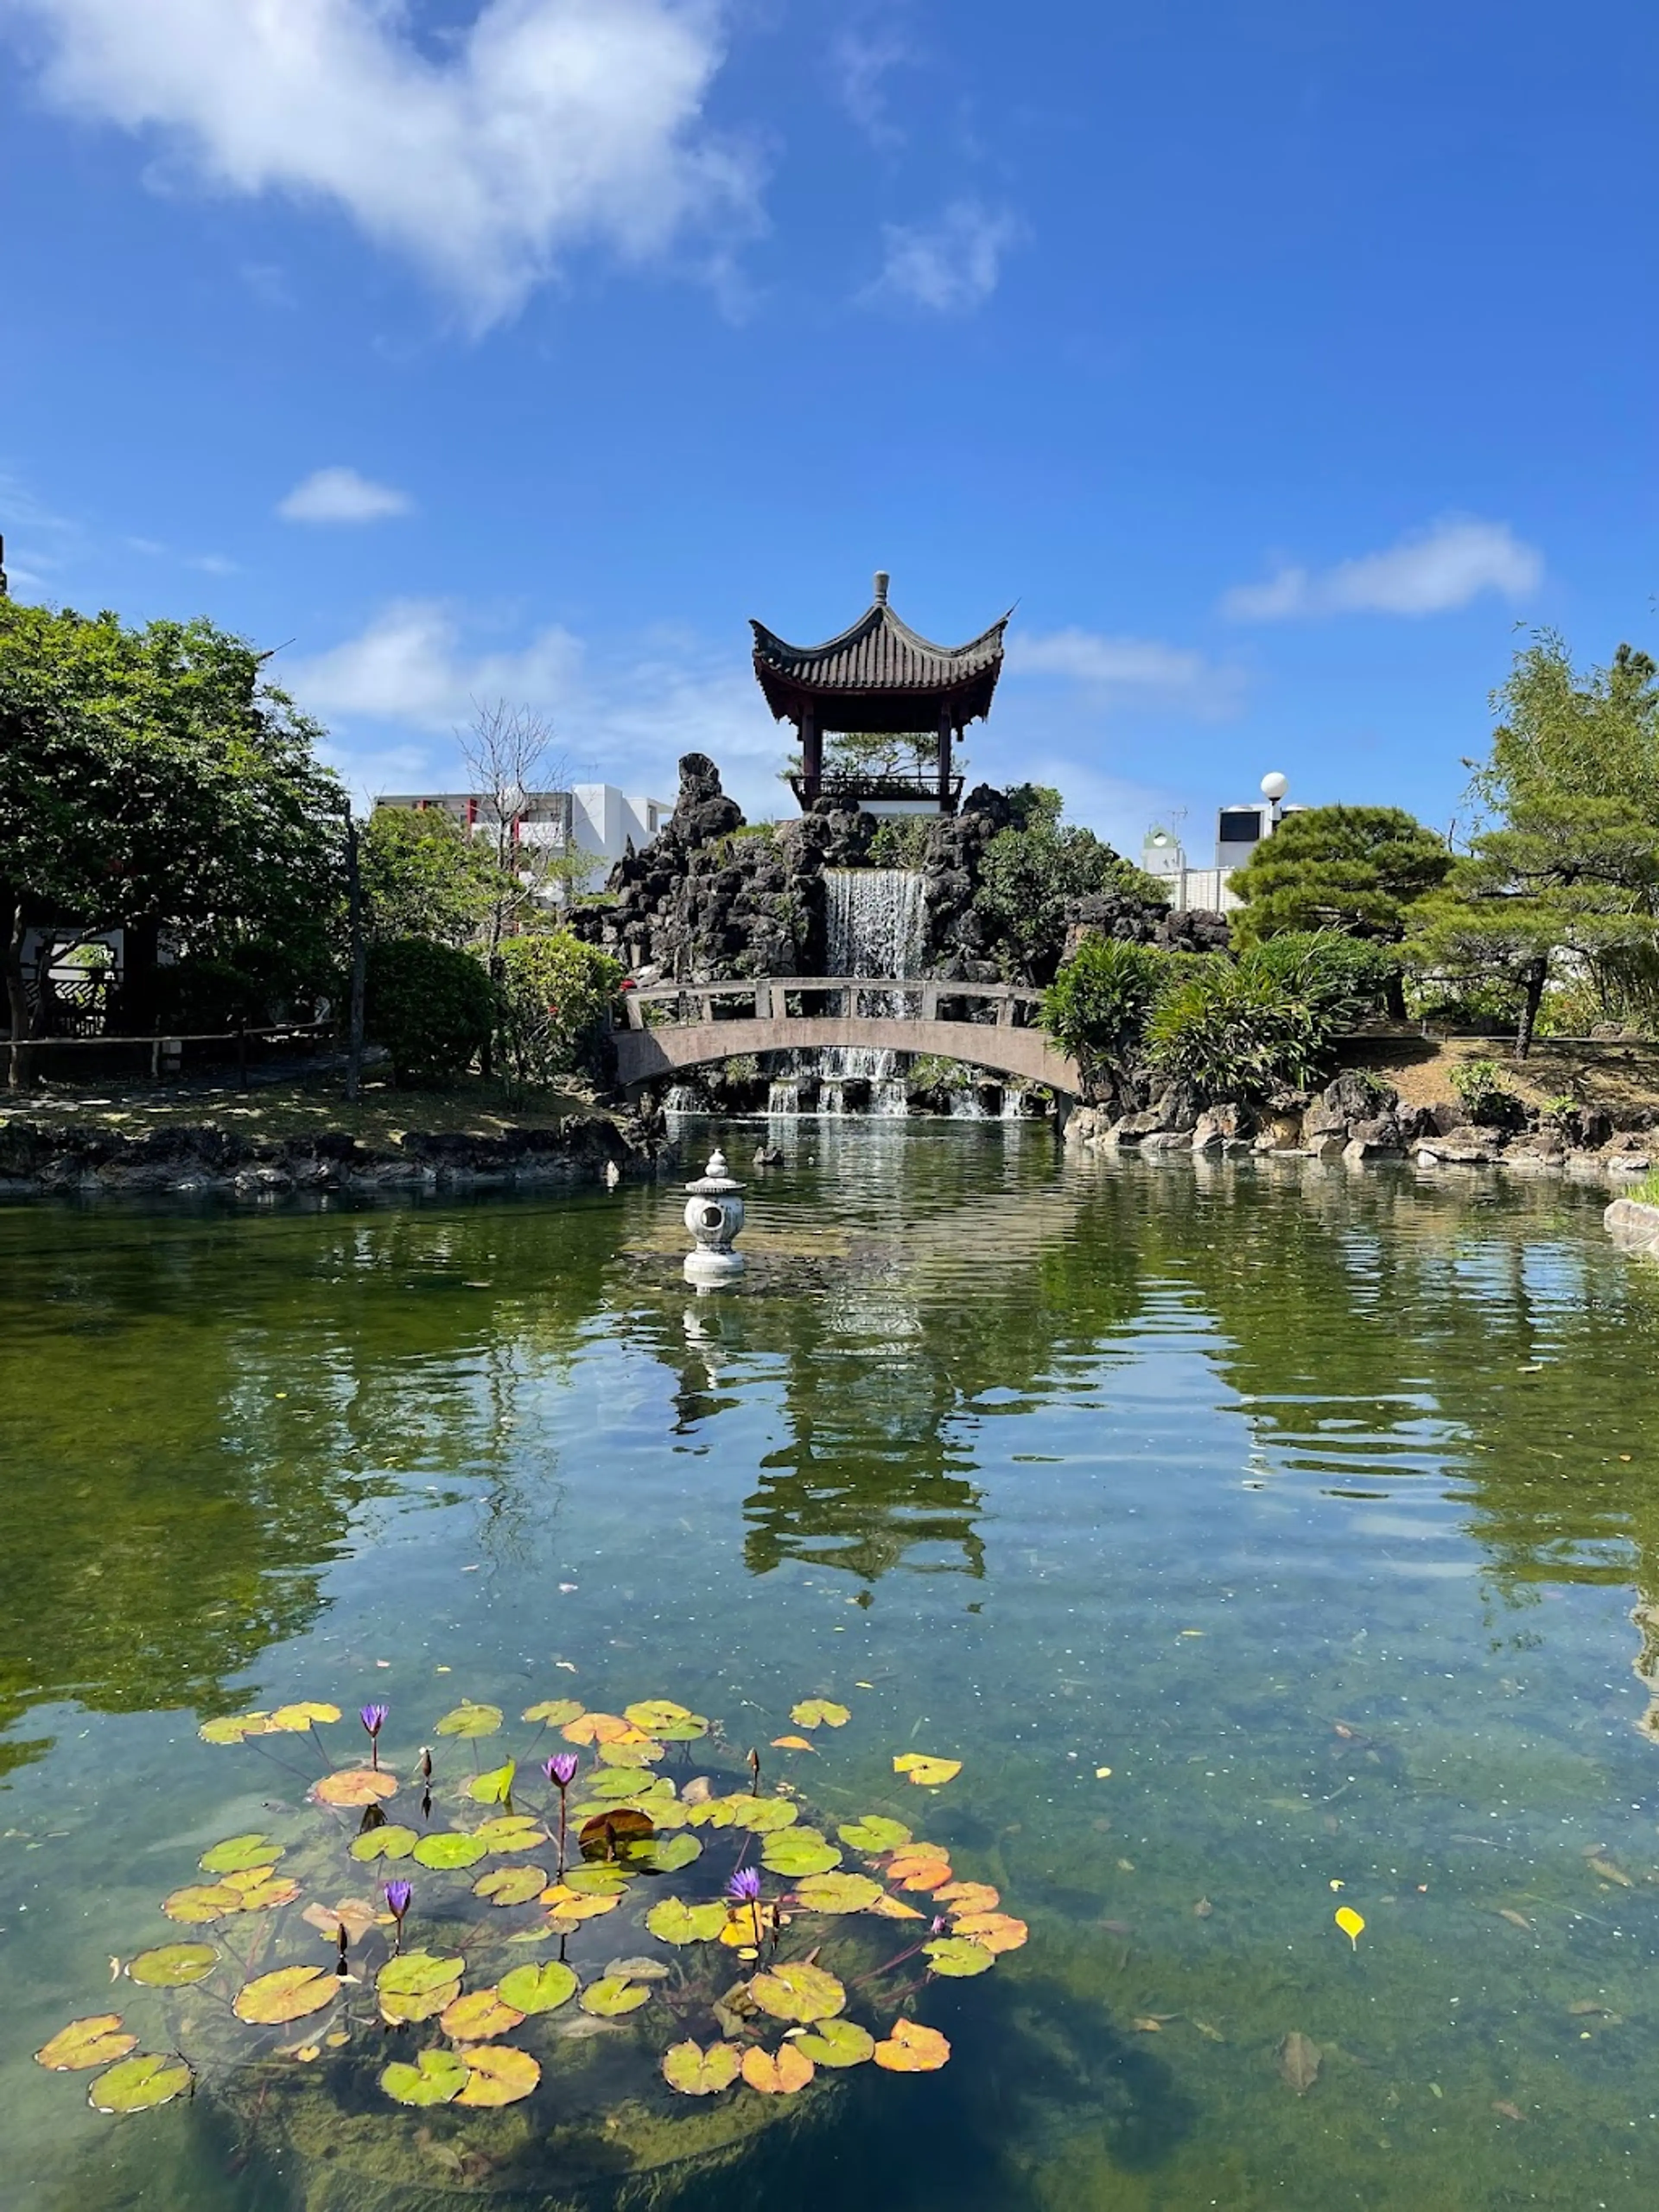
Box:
[751,573,1010,815]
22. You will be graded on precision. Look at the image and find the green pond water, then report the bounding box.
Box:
[3,1125,1659,2210]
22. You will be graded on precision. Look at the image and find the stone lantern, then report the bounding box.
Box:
[683,1148,746,1283]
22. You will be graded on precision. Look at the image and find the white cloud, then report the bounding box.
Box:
[1223,517,1543,621]
[6,0,756,328]
[278,466,413,525]
[1007,627,1243,718]
[832,25,912,146]
[867,198,1020,314]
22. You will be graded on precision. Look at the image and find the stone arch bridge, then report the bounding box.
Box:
[610,977,1082,1096]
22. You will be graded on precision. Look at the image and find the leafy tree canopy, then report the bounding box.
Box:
[360,807,519,949]
[975,796,1168,982]
[1229,804,1450,945]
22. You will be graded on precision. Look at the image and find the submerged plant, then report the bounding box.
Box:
[34,1685,1007,2144]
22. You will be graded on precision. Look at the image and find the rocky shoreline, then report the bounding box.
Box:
[0,1113,657,1199]
[1064,1067,1657,1186]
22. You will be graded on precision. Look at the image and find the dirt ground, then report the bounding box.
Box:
[1338,1033,1659,1120]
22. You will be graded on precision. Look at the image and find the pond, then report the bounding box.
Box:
[2,1126,1658,2210]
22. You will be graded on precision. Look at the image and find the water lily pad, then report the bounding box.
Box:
[472,1815,548,1852]
[640,1833,702,1874]
[892,1754,961,1787]
[521,1697,584,1726]
[474,1864,548,1906]
[562,1711,631,1744]
[465,1760,516,1806]
[727,1798,799,1834]
[593,1734,666,1768]
[887,1849,953,1892]
[456,2044,540,2106]
[761,1829,842,1878]
[350,1824,418,1862]
[127,1945,218,1989]
[838,1816,912,1853]
[434,1700,502,1738]
[663,2039,742,2094]
[380,1981,461,2024]
[580,1976,651,2017]
[952,1911,1027,1954]
[234,1966,339,2024]
[379,1951,467,1997]
[36,2016,138,2070]
[539,1884,622,1921]
[864,1893,925,1921]
[267,1702,342,1731]
[602,1954,672,1982]
[229,1874,302,1913]
[197,1712,270,1744]
[935,1880,999,1914]
[302,1898,382,1942]
[89,2054,192,2113]
[741,2042,814,2094]
[623,1699,708,1739]
[796,2017,876,2068]
[578,1809,654,1858]
[790,1700,850,1728]
[645,1897,729,1945]
[584,1765,658,1801]
[439,1988,526,2042]
[162,1883,242,1923]
[686,1797,743,1829]
[412,1830,488,1870]
[381,2049,468,2107]
[498,1960,578,2015]
[750,1961,845,2023]
[794,1872,882,1914]
[200,1833,283,1875]
[873,2019,950,2072]
[923,1936,995,1977]
[312,1768,398,1807]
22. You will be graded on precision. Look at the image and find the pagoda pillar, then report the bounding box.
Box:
[800,703,822,806]
[937,699,953,811]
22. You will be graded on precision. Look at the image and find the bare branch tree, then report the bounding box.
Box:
[458,699,573,953]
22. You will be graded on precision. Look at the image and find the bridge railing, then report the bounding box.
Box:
[615,977,1045,1033]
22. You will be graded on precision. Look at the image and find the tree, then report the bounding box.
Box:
[494,932,623,1094]
[363,939,497,1086]
[0,601,344,1086]
[975,793,1169,983]
[1229,805,1451,945]
[360,805,518,948]
[458,700,591,950]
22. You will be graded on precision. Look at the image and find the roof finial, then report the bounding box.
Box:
[872,570,890,605]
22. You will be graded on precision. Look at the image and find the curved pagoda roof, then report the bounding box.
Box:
[750,573,1009,732]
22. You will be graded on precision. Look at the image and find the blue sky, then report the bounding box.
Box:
[3,0,1655,856]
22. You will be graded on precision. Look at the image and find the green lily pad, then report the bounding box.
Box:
[197,1712,268,1745]
[521,1697,584,1726]
[623,1700,709,1741]
[465,1760,516,1806]
[127,1945,218,1989]
[727,1798,799,1834]
[596,1735,666,1769]
[161,1882,241,1923]
[381,2049,469,2107]
[663,2039,741,2094]
[923,1936,995,1977]
[645,1897,729,1945]
[562,1864,631,1896]
[584,1765,658,1801]
[36,2016,138,2070]
[639,1833,702,1874]
[378,1951,467,1997]
[838,1816,912,1853]
[749,1960,846,2023]
[497,1961,578,2015]
[796,2017,876,2068]
[349,1824,418,1862]
[412,1831,488,1870]
[686,1798,743,1830]
[89,2054,192,2114]
[793,1871,882,1913]
[579,1976,651,2018]
[474,1864,549,1906]
[233,1966,338,2024]
[761,1829,843,1878]
[472,1816,548,1852]
[790,1699,851,1729]
[199,1833,283,1875]
[434,1701,502,1739]
[652,1715,711,1743]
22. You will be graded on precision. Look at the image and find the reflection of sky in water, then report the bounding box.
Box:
[0,1133,1658,2208]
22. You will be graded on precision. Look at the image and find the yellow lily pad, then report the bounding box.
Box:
[465,1760,517,1806]
[923,1936,995,1977]
[892,1754,962,1787]
[379,1951,467,1997]
[579,1975,651,2017]
[750,1961,845,2023]
[36,2015,138,2071]
[796,2017,876,2068]
[197,1712,270,1744]
[267,1702,342,1732]
[561,1711,631,1744]
[89,2054,192,2113]
[439,1988,526,2042]
[741,2042,814,2094]
[790,1700,850,1729]
[456,2044,540,2106]
[381,2049,468,2107]
[312,1768,398,1807]
[161,1883,242,1923]
[521,1697,584,1726]
[434,1701,502,1738]
[794,1872,882,1914]
[952,1911,1027,1954]
[474,1864,549,1906]
[663,2039,742,2094]
[645,1897,729,1945]
[472,1815,549,1852]
[233,1966,338,2024]
[760,1829,842,1878]
[127,1945,218,1989]
[873,2019,950,2071]
[199,1833,283,1875]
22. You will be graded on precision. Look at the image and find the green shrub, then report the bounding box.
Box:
[1449,1056,1519,1126]
[1238,931,1396,1029]
[1041,939,1179,1083]
[1147,961,1328,1102]
[494,932,623,1093]
[364,939,496,1086]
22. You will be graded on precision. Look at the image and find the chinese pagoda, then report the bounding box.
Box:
[751,573,1010,815]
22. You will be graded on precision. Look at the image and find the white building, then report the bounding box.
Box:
[1142,773,1303,913]
[375,783,672,901]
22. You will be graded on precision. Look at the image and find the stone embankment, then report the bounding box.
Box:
[1604,1197,1659,1254]
[0,1114,649,1198]
[1066,1067,1657,1184]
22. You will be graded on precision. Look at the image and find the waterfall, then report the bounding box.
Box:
[807,869,925,1115]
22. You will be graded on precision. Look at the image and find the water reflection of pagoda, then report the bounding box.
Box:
[751,572,1009,816]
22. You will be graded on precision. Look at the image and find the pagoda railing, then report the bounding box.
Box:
[787,772,964,811]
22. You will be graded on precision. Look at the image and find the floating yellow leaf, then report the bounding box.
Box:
[1335,1906,1365,1948]
[623,1699,700,1735]
[474,1865,548,1907]
[88,2054,192,2113]
[892,1754,961,1788]
[538,1885,621,1922]
[790,1700,851,1729]
[456,2045,540,2106]
[771,1736,817,1752]
[312,1768,398,1807]
[873,2019,950,2072]
[380,1982,461,2024]
[439,1988,526,2043]
[267,1702,342,1732]
[378,1952,466,1997]
[796,2018,876,2068]
[750,1961,845,2023]
[741,2042,814,2094]
[434,1701,502,1738]
[381,2050,468,2107]
[127,1945,217,1989]
[35,2016,138,2071]
[233,1966,338,2025]
[864,1892,925,1921]
[521,1697,584,1726]
[663,2039,742,2095]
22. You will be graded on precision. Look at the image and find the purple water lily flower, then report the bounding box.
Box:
[383,1880,412,1919]
[544,1752,579,1789]
[726,1866,763,1905]
[360,1703,388,1768]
